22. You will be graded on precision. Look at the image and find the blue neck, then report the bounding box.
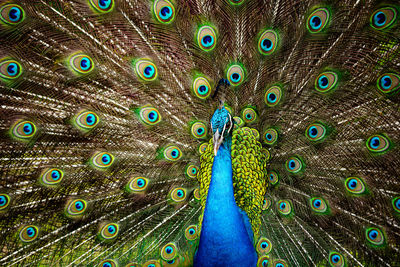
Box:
[194,139,257,267]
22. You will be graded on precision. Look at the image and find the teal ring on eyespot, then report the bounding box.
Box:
[368,230,378,240]
[86,114,96,125]
[99,0,112,9]
[308,126,318,138]
[230,73,241,82]
[8,7,21,22]
[262,260,269,266]
[369,137,380,149]
[165,245,173,254]
[380,75,392,90]
[332,255,340,263]
[318,75,329,89]
[102,154,111,164]
[108,225,116,233]
[267,92,277,103]
[189,229,195,234]
[374,12,386,26]
[171,149,179,158]
[7,62,18,76]
[201,35,214,48]
[51,170,61,180]
[276,264,284,267]
[103,263,111,267]
[80,57,91,71]
[310,15,322,29]
[177,189,184,197]
[137,178,145,188]
[23,123,33,135]
[288,160,296,170]
[313,199,321,208]
[280,203,286,210]
[261,38,273,51]
[148,111,158,122]
[198,85,209,95]
[143,65,155,78]
[0,196,7,207]
[149,264,156,267]
[159,6,173,20]
[26,227,36,237]
[266,133,272,141]
[191,168,197,174]
[348,178,358,189]
[75,201,84,211]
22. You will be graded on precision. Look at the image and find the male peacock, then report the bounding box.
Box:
[0,0,399,266]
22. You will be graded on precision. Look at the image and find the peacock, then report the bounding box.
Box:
[0,0,399,266]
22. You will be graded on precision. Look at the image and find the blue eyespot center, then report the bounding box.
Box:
[144,66,155,78]
[276,264,284,267]
[266,133,272,140]
[369,230,378,240]
[171,149,178,158]
[177,190,183,197]
[86,114,95,125]
[332,255,340,263]
[289,160,295,169]
[197,128,204,134]
[318,76,329,88]
[102,154,111,164]
[396,199,400,209]
[349,179,357,189]
[310,15,322,29]
[370,137,380,149]
[262,260,269,266]
[309,126,318,137]
[314,200,321,207]
[0,196,6,206]
[270,174,274,180]
[148,111,158,122]
[268,92,277,102]
[198,85,208,95]
[231,73,240,82]
[149,264,156,267]
[99,0,111,9]
[189,229,195,234]
[108,226,116,233]
[246,113,252,119]
[374,12,386,26]
[261,242,268,248]
[103,263,111,267]
[75,201,83,210]
[51,170,60,180]
[167,260,175,264]
[280,203,286,209]
[80,57,91,71]
[165,246,173,254]
[7,63,18,76]
[160,6,172,20]
[191,168,196,174]
[262,38,273,51]
[23,123,33,135]
[381,76,392,89]
[9,7,21,22]
[201,35,214,47]
[137,179,145,187]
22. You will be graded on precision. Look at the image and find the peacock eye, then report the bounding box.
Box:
[285,156,303,173]
[258,29,279,55]
[75,110,100,131]
[242,107,257,124]
[164,145,182,161]
[193,187,201,201]
[329,251,345,267]
[139,106,161,126]
[345,177,365,194]
[310,197,328,213]
[305,123,326,141]
[197,25,217,52]
[307,8,330,33]
[128,177,149,193]
[193,76,212,99]
[377,73,400,94]
[160,243,177,261]
[227,64,245,86]
[41,168,64,185]
[268,171,279,185]
[366,227,385,246]
[185,225,198,240]
[366,134,390,153]
[69,54,94,75]
[191,121,207,139]
[91,152,115,169]
[98,259,117,267]
[19,225,39,242]
[0,4,25,25]
[143,261,161,267]
[185,164,198,179]
[257,255,271,267]
[263,128,278,145]
[198,143,208,154]
[370,7,397,30]
[229,0,244,6]
[170,188,186,202]
[277,200,292,216]
[0,194,11,210]
[11,120,37,140]
[154,0,175,24]
[0,59,23,80]
[134,59,158,81]
[100,223,119,239]
[89,0,114,13]
[66,199,87,216]
[256,237,272,254]
[392,197,400,213]
[264,86,282,107]
[315,72,338,92]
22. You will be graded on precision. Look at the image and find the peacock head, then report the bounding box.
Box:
[211,105,234,156]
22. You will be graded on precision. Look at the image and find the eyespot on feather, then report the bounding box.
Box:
[242,107,257,124]
[377,73,400,94]
[258,30,279,55]
[163,145,182,161]
[91,152,115,169]
[169,188,186,203]
[257,255,271,267]
[19,225,39,242]
[0,4,25,25]
[89,0,114,13]
[66,199,87,217]
[370,7,397,30]
[185,225,198,240]
[366,227,385,246]
[285,156,303,173]
[344,177,365,194]
[74,110,100,131]
[0,194,11,210]
[98,259,117,267]
[191,121,207,139]
[134,59,158,81]
[142,260,161,267]
[328,251,345,267]
[273,259,288,267]
[192,76,212,99]
[11,120,37,141]
[40,168,64,186]
[69,53,94,75]
[277,200,292,216]
[100,223,119,240]
[127,177,149,193]
[263,128,278,145]
[315,72,338,92]
[366,134,390,153]
[226,64,245,86]
[0,59,23,80]
[310,197,328,213]
[256,237,272,254]
[307,8,330,33]
[185,164,198,179]
[264,86,282,107]
[196,25,217,52]
[139,106,161,126]
[153,0,175,24]
[305,123,326,141]
[160,242,177,261]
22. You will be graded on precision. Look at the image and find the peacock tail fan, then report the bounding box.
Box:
[0,0,399,266]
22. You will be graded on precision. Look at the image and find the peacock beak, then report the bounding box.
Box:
[213,129,224,156]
